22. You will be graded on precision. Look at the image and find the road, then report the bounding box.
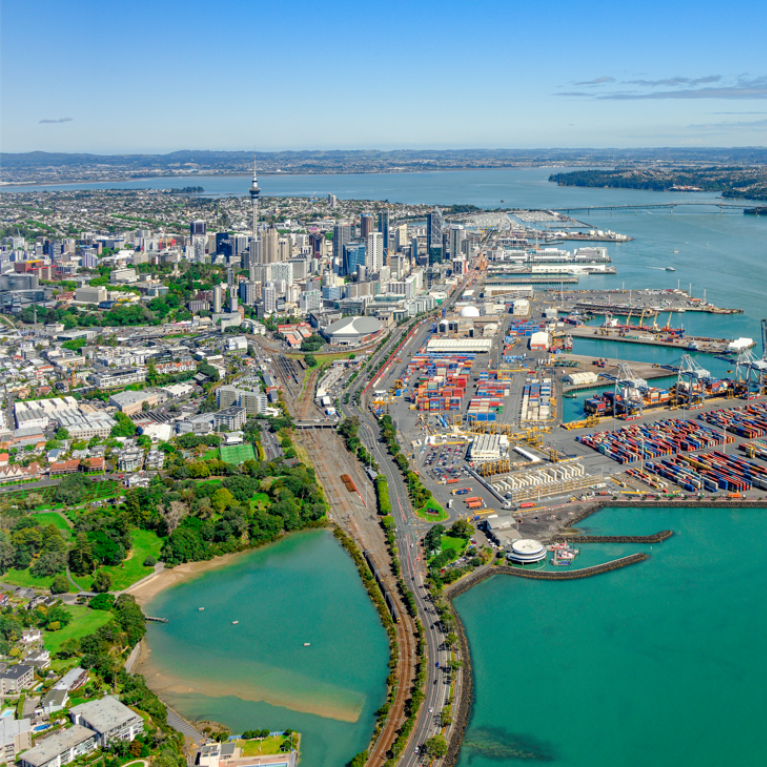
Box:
[338,272,475,764]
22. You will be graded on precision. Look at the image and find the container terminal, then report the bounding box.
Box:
[366,263,767,538]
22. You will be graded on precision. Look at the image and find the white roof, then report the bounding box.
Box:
[459,305,480,317]
[511,539,545,555]
[326,315,382,337]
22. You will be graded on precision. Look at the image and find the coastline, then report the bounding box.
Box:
[126,550,251,607]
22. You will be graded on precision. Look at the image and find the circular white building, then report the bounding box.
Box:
[507,539,547,565]
[323,315,383,347]
[459,305,480,318]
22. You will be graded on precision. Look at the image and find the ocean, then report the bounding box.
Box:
[453,505,767,767]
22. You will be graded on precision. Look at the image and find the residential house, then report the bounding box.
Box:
[0,664,35,695]
[69,696,144,746]
[19,724,98,767]
[0,717,31,765]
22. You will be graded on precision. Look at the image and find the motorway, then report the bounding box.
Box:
[339,273,476,764]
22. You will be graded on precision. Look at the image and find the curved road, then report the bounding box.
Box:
[341,272,475,764]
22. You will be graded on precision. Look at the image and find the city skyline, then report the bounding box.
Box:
[2,0,767,153]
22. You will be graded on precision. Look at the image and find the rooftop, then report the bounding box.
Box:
[20,725,97,767]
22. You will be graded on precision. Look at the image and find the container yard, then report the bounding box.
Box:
[521,377,553,422]
[576,418,734,464]
[489,462,601,503]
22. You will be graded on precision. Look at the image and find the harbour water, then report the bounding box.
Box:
[140,530,389,767]
[454,506,767,767]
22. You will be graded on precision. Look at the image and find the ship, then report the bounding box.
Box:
[666,267,676,271]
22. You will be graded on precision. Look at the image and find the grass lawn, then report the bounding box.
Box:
[220,443,256,465]
[202,447,220,461]
[415,498,449,523]
[33,512,72,538]
[74,529,163,592]
[0,568,57,590]
[250,492,270,510]
[440,535,468,559]
[196,479,222,489]
[239,735,296,757]
[43,606,114,654]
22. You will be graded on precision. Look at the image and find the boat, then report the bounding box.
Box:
[550,556,572,566]
[232,621,239,625]
[304,643,311,647]
[198,607,204,611]
[666,267,676,271]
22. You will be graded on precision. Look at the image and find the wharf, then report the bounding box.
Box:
[565,325,737,354]
[573,301,742,316]
[487,275,579,285]
[556,354,673,393]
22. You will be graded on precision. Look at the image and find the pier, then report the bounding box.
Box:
[565,325,741,355]
[145,616,168,623]
[552,531,674,544]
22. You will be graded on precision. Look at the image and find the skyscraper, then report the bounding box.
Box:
[378,211,390,258]
[249,156,260,255]
[366,232,384,273]
[449,225,467,259]
[427,208,444,265]
[360,214,374,239]
[190,220,206,237]
[343,243,366,276]
[333,225,351,261]
[261,227,279,264]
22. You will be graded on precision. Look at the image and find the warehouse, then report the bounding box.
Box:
[426,338,493,354]
[468,434,509,461]
[323,315,384,347]
[562,371,600,386]
[529,331,549,351]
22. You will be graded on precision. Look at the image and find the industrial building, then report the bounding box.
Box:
[468,434,509,461]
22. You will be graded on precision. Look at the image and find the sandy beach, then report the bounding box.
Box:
[136,643,363,723]
[126,551,250,606]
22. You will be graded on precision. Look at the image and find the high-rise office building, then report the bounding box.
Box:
[213,284,223,313]
[378,211,390,258]
[310,231,325,258]
[449,225,467,259]
[216,232,231,256]
[261,227,279,264]
[360,214,374,239]
[366,232,384,273]
[343,244,366,276]
[278,237,292,262]
[333,225,352,261]
[426,208,444,265]
[190,220,206,237]
[239,281,257,306]
[263,285,277,314]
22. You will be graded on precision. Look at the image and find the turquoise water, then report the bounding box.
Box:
[454,506,767,767]
[143,530,389,767]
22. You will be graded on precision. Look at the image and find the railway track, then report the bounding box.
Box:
[298,427,417,764]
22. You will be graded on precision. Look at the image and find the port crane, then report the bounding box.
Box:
[614,362,648,416]
[675,354,711,409]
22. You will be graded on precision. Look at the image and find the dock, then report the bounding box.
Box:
[145,616,168,623]
[565,325,740,355]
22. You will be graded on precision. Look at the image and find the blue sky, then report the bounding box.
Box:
[3,0,767,153]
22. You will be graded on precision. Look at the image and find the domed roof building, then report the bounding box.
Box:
[459,305,480,318]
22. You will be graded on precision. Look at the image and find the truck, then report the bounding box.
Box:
[519,501,537,509]
[452,488,470,496]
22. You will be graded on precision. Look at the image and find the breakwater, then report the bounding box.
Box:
[553,530,674,544]
[441,552,648,767]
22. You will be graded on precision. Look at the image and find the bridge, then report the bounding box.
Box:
[294,420,337,429]
[547,202,756,214]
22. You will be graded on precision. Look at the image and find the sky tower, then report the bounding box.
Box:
[249,155,260,263]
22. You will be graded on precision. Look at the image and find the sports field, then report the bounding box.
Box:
[220,443,256,465]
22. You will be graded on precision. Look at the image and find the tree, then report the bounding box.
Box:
[449,519,474,539]
[423,735,448,759]
[55,427,70,440]
[93,570,113,593]
[50,575,71,594]
[69,533,95,575]
[90,593,115,610]
[304,353,317,368]
[111,412,137,438]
